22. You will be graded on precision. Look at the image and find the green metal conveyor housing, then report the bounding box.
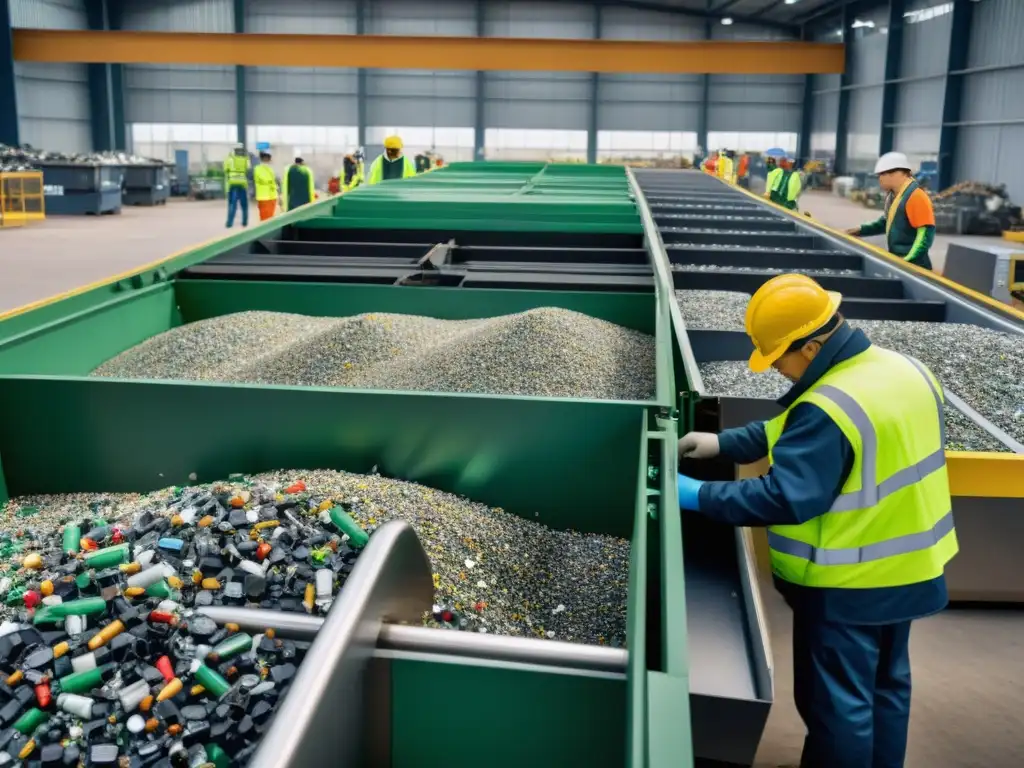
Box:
[0,163,727,767]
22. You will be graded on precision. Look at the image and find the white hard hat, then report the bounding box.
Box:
[874,151,911,174]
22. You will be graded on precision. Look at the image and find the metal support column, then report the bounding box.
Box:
[878,0,905,156]
[833,2,854,174]
[356,0,367,150]
[697,6,711,156]
[937,0,973,192]
[796,24,814,164]
[0,0,19,147]
[234,0,246,146]
[586,5,601,164]
[85,0,124,151]
[474,0,485,161]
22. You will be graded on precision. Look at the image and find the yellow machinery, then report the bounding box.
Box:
[0,171,45,227]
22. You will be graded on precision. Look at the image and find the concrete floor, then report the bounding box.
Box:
[0,199,231,313]
[2,189,1022,768]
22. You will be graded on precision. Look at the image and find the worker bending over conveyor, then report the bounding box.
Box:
[846,151,936,271]
[368,136,417,185]
[282,157,315,212]
[253,152,280,221]
[676,273,957,768]
[223,143,251,229]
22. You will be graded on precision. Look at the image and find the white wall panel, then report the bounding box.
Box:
[900,6,952,78]
[368,0,475,36]
[960,68,1024,124]
[966,0,1024,69]
[246,0,356,33]
[849,29,886,86]
[122,0,234,127]
[484,1,592,38]
[847,86,883,169]
[811,90,839,156]
[11,0,90,151]
[600,6,701,40]
[954,124,1024,202]
[894,77,945,128]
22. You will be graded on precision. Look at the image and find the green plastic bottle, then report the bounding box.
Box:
[13,707,48,735]
[62,523,81,555]
[193,663,231,698]
[328,506,370,548]
[83,543,130,569]
[210,632,252,661]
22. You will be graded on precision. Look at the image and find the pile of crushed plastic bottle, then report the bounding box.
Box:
[0,479,370,765]
[0,144,166,173]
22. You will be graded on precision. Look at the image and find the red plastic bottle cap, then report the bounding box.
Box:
[441,611,454,623]
[149,611,176,625]
[23,591,41,609]
[155,655,175,683]
[34,682,52,708]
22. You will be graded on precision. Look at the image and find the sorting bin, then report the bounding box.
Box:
[37,163,123,215]
[122,164,171,206]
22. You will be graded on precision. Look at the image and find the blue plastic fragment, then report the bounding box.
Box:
[158,537,185,552]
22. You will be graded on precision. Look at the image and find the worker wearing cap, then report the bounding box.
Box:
[341,148,365,193]
[768,157,803,211]
[368,136,416,185]
[224,143,251,228]
[252,152,280,221]
[676,273,957,768]
[846,151,936,270]
[282,157,315,212]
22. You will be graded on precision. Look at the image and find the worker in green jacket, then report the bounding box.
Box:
[764,156,780,197]
[368,136,417,185]
[224,143,251,228]
[768,158,803,211]
[253,152,280,221]
[282,157,315,211]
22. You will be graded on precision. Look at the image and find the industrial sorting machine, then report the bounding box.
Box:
[0,163,1021,767]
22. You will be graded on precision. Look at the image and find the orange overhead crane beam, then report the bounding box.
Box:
[12,29,845,75]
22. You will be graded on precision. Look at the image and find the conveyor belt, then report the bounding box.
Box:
[180,225,656,292]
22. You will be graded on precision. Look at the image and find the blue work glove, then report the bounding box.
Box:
[677,473,704,511]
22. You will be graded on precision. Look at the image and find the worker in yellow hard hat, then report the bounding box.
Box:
[368,136,417,185]
[675,273,957,768]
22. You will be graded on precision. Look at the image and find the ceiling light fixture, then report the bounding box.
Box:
[721,17,734,25]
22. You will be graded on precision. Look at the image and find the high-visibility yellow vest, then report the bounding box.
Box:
[253,165,278,202]
[765,345,957,589]
[224,154,250,188]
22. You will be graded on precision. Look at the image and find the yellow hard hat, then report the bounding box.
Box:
[744,274,842,373]
[384,136,403,150]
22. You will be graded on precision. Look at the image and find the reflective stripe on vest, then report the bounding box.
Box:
[765,346,956,586]
[817,356,946,514]
[768,510,954,566]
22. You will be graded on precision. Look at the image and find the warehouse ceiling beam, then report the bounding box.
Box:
[747,0,786,20]
[797,0,887,28]
[84,0,125,152]
[697,2,711,157]
[937,0,972,192]
[832,2,854,173]
[10,30,844,75]
[356,0,366,151]
[0,0,18,147]
[587,5,602,165]
[234,0,245,147]
[878,0,905,156]
[796,24,814,165]
[474,0,484,162]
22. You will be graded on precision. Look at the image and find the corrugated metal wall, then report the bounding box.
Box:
[10,0,91,152]
[708,23,802,137]
[844,5,888,171]
[597,7,702,133]
[121,0,235,127]
[954,0,1024,201]
[483,2,592,132]
[246,0,358,127]
[893,0,952,166]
